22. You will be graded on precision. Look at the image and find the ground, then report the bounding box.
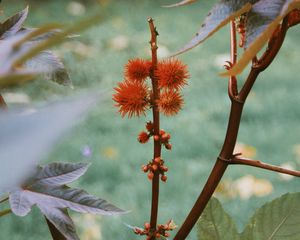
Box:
[1,0,300,239]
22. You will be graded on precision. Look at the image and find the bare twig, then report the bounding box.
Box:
[228,20,238,100]
[0,95,7,110]
[0,196,8,204]
[0,208,11,217]
[230,156,300,177]
[46,217,66,240]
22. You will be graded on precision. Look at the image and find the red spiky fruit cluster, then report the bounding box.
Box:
[113,58,189,118]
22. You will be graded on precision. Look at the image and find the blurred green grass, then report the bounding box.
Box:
[1,0,300,239]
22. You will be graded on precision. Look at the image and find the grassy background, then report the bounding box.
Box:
[1,0,300,239]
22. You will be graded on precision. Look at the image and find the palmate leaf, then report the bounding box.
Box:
[197,194,300,240]
[241,192,300,240]
[162,0,197,8]
[0,6,28,39]
[9,162,126,239]
[33,162,90,187]
[224,0,300,76]
[174,0,257,55]
[197,197,239,240]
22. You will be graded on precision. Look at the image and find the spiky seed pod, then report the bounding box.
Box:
[124,58,151,82]
[145,121,154,132]
[138,131,150,143]
[156,58,189,90]
[113,80,149,117]
[161,175,167,182]
[157,90,184,116]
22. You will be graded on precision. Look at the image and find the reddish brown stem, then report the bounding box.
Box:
[46,217,66,240]
[230,157,300,177]
[0,94,7,110]
[174,15,290,240]
[228,20,238,100]
[148,17,161,240]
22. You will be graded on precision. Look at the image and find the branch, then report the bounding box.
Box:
[228,20,238,100]
[230,156,300,177]
[253,15,289,72]
[174,13,291,240]
[148,17,161,240]
[46,217,66,240]
[288,9,300,28]
[0,196,8,204]
[0,94,7,110]
[0,208,11,217]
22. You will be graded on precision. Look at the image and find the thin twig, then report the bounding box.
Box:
[46,217,66,240]
[0,208,11,217]
[0,94,7,110]
[148,17,161,240]
[0,196,9,204]
[228,21,238,99]
[230,156,300,177]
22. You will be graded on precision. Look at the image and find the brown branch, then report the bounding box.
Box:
[174,14,290,240]
[148,17,161,240]
[230,156,300,177]
[253,16,289,72]
[288,9,300,28]
[228,20,238,100]
[0,208,11,217]
[0,94,7,110]
[0,196,8,204]
[46,217,66,240]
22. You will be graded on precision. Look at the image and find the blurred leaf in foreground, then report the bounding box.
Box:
[0,93,101,195]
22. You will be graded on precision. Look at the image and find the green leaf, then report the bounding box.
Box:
[162,0,197,8]
[175,0,256,55]
[197,197,239,240]
[241,192,300,240]
[223,0,300,76]
[0,6,28,39]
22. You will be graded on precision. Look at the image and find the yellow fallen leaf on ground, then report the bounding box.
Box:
[234,142,257,158]
[102,146,119,160]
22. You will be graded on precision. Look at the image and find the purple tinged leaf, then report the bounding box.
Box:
[162,0,197,8]
[9,189,33,216]
[0,94,99,194]
[0,6,29,39]
[33,162,90,187]
[174,0,257,55]
[245,0,286,48]
[9,185,126,217]
[24,50,71,86]
[40,207,79,240]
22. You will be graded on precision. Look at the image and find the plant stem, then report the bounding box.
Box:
[148,17,161,240]
[230,157,300,177]
[174,15,290,240]
[0,94,7,109]
[0,208,11,217]
[0,196,8,204]
[45,217,66,240]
